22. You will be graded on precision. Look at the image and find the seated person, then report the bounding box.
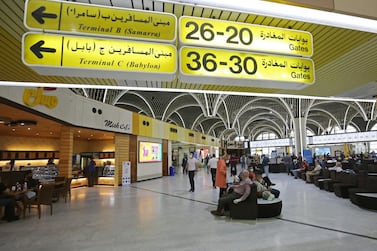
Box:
[254,169,280,200]
[291,159,309,179]
[210,170,252,216]
[328,161,343,172]
[246,164,256,181]
[24,172,38,199]
[227,174,240,187]
[0,178,19,222]
[306,160,322,183]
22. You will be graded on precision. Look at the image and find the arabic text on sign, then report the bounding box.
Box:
[179,16,313,57]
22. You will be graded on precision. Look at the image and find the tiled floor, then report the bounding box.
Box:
[1,167,377,251]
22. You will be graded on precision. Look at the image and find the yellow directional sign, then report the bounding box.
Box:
[22,32,177,81]
[179,46,315,89]
[179,16,313,57]
[24,0,176,42]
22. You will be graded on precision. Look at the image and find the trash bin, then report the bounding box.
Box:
[169,166,175,176]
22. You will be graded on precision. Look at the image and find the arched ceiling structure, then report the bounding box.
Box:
[1,0,377,141]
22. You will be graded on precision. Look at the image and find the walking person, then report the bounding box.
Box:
[186,152,199,192]
[207,154,218,188]
[181,154,188,174]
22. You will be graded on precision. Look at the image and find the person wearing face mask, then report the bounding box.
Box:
[186,152,199,192]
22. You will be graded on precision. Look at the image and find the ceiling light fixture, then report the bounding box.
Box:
[157,0,377,33]
[6,120,37,126]
[0,117,11,124]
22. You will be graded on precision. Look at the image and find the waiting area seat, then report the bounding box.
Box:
[229,184,258,220]
[353,193,377,210]
[333,172,358,198]
[257,198,282,218]
[228,184,282,219]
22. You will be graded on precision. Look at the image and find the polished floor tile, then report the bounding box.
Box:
[1,167,376,251]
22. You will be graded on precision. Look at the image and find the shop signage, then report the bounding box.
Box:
[179,46,314,88]
[104,119,130,132]
[23,87,58,109]
[179,16,313,57]
[24,0,176,42]
[22,32,177,81]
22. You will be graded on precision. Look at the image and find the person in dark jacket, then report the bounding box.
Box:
[0,178,19,222]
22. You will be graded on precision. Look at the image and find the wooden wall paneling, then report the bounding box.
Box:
[59,126,74,178]
[129,135,137,183]
[114,133,131,185]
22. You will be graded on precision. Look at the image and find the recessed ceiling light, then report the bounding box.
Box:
[12,128,15,132]
[0,117,11,124]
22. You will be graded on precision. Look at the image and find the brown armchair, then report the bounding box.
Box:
[228,183,258,220]
[54,177,72,202]
[24,183,55,219]
[55,177,72,203]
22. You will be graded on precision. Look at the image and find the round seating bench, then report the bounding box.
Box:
[354,193,377,210]
[257,198,282,218]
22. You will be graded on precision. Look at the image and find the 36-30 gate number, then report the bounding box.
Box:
[185,51,257,75]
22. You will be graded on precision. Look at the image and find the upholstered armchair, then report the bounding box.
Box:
[229,183,258,220]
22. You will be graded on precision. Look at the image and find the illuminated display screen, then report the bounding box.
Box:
[138,141,162,163]
[315,147,331,156]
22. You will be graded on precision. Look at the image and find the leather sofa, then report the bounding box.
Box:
[229,183,258,220]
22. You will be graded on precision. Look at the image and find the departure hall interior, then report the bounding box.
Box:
[0,0,377,250]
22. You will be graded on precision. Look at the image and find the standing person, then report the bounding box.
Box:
[240,154,246,170]
[261,154,270,177]
[181,154,188,174]
[215,154,227,197]
[186,152,199,192]
[87,156,96,187]
[210,170,252,216]
[47,158,58,175]
[207,154,218,188]
[283,153,293,176]
[230,155,237,176]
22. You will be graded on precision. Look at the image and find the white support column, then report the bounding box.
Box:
[294,117,307,155]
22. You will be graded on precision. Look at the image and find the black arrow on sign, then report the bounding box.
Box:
[32,6,57,24]
[30,40,56,59]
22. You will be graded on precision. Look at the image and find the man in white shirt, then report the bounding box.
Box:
[207,154,218,188]
[186,152,199,192]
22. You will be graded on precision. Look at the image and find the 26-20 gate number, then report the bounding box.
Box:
[185,21,253,45]
[185,51,257,75]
